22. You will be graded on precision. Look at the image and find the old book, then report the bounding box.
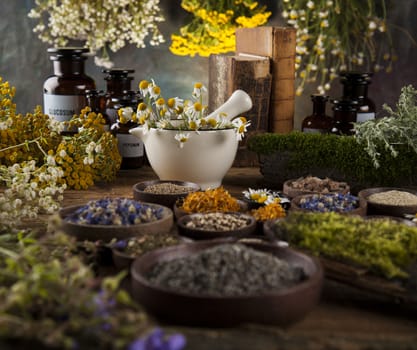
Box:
[235,26,296,134]
[208,53,272,134]
[208,54,272,166]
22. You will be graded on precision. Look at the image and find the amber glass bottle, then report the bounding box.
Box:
[113,90,145,169]
[330,99,359,136]
[43,48,95,128]
[85,89,111,131]
[301,95,333,133]
[340,71,376,122]
[103,68,135,125]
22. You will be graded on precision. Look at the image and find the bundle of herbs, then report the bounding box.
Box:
[354,85,417,168]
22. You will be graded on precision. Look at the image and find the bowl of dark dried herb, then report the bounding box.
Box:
[59,197,174,242]
[130,240,323,327]
[176,212,256,240]
[133,180,200,209]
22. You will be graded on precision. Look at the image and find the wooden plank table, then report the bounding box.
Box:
[33,166,417,349]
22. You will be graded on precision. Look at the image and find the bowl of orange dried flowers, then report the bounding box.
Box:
[173,187,247,220]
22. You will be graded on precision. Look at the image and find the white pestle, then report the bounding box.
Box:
[205,89,253,122]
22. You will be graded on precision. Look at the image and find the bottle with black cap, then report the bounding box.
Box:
[340,71,376,122]
[102,68,135,125]
[112,90,145,169]
[301,94,333,134]
[85,89,111,131]
[43,47,95,133]
[330,99,359,136]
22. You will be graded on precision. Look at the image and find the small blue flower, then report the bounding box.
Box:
[128,328,186,350]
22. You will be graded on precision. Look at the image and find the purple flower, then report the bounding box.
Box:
[113,239,128,250]
[128,328,186,350]
[93,289,116,318]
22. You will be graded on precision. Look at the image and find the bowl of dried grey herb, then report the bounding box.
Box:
[133,180,200,209]
[130,240,323,327]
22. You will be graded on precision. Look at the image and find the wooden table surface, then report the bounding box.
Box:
[34,166,417,349]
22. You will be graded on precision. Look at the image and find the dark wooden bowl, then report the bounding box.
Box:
[358,187,417,217]
[59,202,173,242]
[130,240,323,327]
[176,212,256,241]
[290,193,366,216]
[133,180,200,209]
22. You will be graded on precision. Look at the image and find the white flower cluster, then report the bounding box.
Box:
[83,141,103,165]
[28,0,165,67]
[281,0,395,96]
[0,159,66,230]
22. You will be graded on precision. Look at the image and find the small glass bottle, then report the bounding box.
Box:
[301,94,333,133]
[85,89,111,131]
[330,99,359,136]
[103,68,135,125]
[340,71,376,122]
[43,47,95,131]
[113,90,145,169]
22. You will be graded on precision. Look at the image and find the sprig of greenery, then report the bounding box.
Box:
[0,229,151,349]
[354,85,417,168]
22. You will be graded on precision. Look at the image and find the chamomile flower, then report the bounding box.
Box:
[232,116,250,141]
[117,107,134,124]
[174,132,191,148]
[192,82,207,99]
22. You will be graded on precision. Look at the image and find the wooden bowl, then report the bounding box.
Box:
[176,212,256,241]
[283,177,350,199]
[290,193,366,216]
[59,202,173,242]
[133,180,200,209]
[130,240,323,327]
[358,187,417,217]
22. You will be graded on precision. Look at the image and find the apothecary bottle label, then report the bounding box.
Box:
[43,94,85,122]
[356,112,375,123]
[302,128,327,134]
[116,134,144,158]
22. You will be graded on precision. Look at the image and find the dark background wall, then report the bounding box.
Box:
[1,0,416,129]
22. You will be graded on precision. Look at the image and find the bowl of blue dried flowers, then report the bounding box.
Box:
[58,197,174,242]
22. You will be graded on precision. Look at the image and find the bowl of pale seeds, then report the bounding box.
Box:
[358,187,417,217]
[133,180,200,209]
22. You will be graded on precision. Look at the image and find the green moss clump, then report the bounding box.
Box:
[271,212,417,280]
[247,131,417,187]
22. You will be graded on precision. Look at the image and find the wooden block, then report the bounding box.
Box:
[235,27,296,134]
[271,118,294,134]
[208,54,272,134]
